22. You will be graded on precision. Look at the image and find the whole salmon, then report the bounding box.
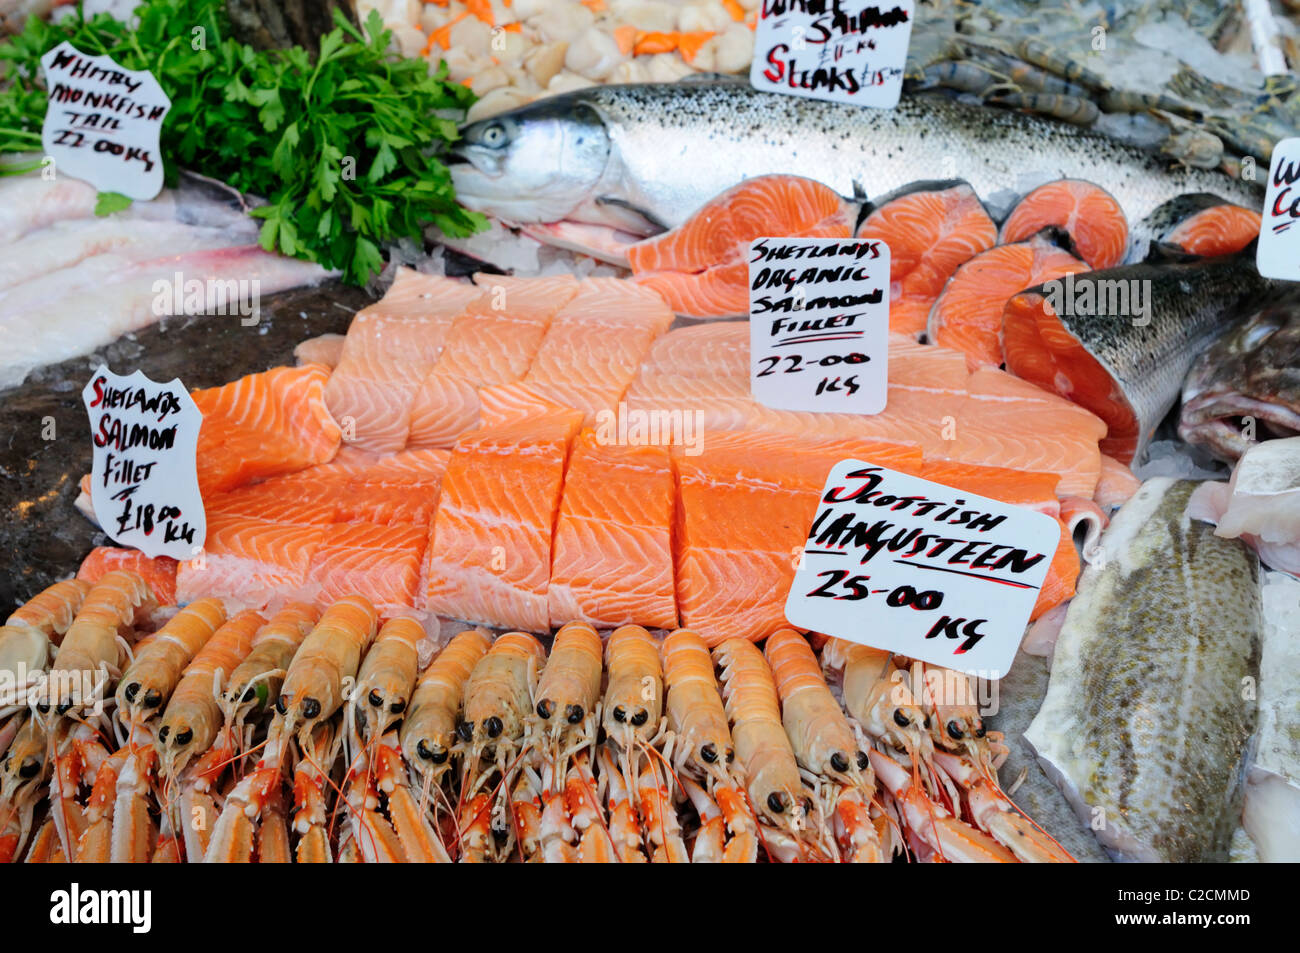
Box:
[450,82,1261,249]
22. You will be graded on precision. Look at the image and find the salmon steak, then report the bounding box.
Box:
[628,175,854,319]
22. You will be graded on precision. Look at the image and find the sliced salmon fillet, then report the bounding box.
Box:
[205,483,338,524]
[671,432,925,645]
[1001,289,1140,463]
[77,547,179,605]
[626,324,1107,498]
[1000,179,1129,269]
[1164,204,1260,257]
[855,181,997,338]
[928,237,1089,370]
[304,522,427,617]
[628,175,854,318]
[294,333,345,369]
[325,269,484,453]
[176,515,326,608]
[406,274,579,448]
[548,432,677,629]
[422,410,584,631]
[192,364,341,496]
[478,278,674,427]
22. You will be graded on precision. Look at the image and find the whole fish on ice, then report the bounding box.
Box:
[1025,478,1262,863]
[450,83,1261,258]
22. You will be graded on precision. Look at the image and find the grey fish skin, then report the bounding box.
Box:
[1179,298,1300,463]
[450,83,1261,238]
[1025,478,1262,863]
[1005,254,1272,463]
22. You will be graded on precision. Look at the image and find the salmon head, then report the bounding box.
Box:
[451,98,614,228]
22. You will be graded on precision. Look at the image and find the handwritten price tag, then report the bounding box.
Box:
[750,0,915,108]
[1257,136,1300,281]
[749,236,889,414]
[41,41,171,200]
[83,366,205,560]
[784,461,1059,679]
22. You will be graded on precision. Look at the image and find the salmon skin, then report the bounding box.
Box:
[855,180,997,338]
[1130,193,1262,261]
[1002,252,1273,465]
[1179,294,1300,463]
[450,83,1258,261]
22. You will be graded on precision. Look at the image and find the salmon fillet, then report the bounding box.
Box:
[422,410,584,630]
[77,547,179,605]
[324,269,484,453]
[1164,204,1260,257]
[625,324,1107,498]
[1000,179,1129,269]
[479,278,674,427]
[304,522,427,617]
[628,175,854,318]
[548,431,677,629]
[192,364,341,495]
[856,182,997,338]
[176,515,326,608]
[406,274,579,448]
[671,432,924,644]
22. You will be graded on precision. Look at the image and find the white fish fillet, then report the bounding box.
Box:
[0,219,255,293]
[0,173,98,241]
[0,246,333,389]
[1187,437,1300,575]
[1242,571,1300,863]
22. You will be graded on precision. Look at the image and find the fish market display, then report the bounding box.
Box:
[0,575,1070,863]
[1179,296,1300,462]
[1003,253,1271,463]
[1026,479,1262,862]
[450,82,1260,260]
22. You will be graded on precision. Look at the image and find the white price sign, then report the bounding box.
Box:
[749,0,914,108]
[83,366,205,560]
[41,41,171,201]
[1257,136,1300,281]
[784,460,1059,679]
[749,236,889,414]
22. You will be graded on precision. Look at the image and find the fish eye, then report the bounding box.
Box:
[480,122,507,147]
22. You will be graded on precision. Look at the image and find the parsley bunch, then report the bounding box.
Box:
[0,1,485,284]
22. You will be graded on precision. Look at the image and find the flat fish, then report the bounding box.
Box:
[1002,253,1271,464]
[1025,478,1262,862]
